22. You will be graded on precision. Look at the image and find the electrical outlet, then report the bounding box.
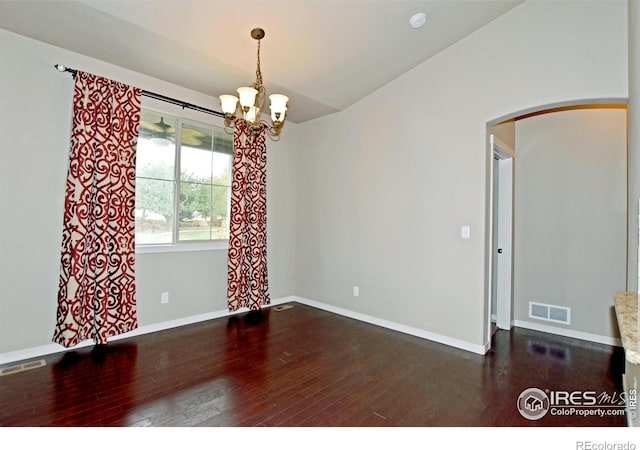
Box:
[161,292,169,304]
[353,286,359,297]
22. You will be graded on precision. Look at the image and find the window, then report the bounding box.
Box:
[135,110,232,247]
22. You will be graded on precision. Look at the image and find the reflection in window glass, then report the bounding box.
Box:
[134,110,232,246]
[135,178,175,244]
[179,123,232,242]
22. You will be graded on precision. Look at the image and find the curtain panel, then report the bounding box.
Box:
[227,120,271,311]
[53,71,141,348]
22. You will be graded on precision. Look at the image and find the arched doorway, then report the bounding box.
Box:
[485,100,627,349]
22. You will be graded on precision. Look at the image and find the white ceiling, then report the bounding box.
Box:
[0,0,523,123]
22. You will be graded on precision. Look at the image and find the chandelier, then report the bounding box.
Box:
[219,28,289,139]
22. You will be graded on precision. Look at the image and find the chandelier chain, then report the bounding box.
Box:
[255,39,263,86]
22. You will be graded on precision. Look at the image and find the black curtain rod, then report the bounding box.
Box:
[54,64,226,119]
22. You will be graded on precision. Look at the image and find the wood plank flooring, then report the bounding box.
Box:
[0,303,628,427]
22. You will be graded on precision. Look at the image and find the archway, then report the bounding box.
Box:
[484,100,628,349]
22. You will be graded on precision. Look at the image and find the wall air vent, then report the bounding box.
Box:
[0,359,46,376]
[273,304,294,312]
[529,302,571,325]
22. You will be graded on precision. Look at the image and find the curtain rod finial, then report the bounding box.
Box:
[55,64,66,72]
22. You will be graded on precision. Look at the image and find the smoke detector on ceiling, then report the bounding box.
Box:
[409,12,428,29]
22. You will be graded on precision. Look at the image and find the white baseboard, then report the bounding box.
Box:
[0,296,294,366]
[292,296,489,355]
[513,319,622,347]
[4,297,618,366]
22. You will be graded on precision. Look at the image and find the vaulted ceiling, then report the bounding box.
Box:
[0,0,523,123]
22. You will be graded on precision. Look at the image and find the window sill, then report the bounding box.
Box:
[135,240,229,254]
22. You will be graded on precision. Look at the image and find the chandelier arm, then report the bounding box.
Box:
[258,119,283,138]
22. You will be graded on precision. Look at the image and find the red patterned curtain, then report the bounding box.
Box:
[227,120,271,311]
[53,71,141,348]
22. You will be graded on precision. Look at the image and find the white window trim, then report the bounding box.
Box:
[135,107,232,252]
[136,239,229,254]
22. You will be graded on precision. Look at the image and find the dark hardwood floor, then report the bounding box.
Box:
[0,302,628,427]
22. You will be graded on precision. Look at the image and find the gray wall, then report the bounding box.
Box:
[294,0,628,350]
[514,108,627,339]
[490,121,515,150]
[0,28,298,355]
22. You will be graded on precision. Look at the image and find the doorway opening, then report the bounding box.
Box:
[484,100,627,352]
[489,134,514,337]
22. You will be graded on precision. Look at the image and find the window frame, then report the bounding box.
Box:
[135,106,233,254]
